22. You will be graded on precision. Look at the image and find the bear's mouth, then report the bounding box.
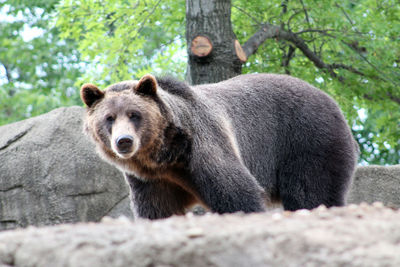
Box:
[115,150,135,159]
[118,149,133,154]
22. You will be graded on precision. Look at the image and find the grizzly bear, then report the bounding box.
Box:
[81,73,358,219]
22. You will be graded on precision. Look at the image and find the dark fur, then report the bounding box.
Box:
[156,76,193,99]
[82,73,358,219]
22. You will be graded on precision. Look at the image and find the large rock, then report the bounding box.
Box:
[348,165,400,208]
[0,107,132,231]
[0,204,399,267]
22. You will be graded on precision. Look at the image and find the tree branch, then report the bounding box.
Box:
[275,25,338,76]
[299,0,316,53]
[242,23,367,81]
[336,3,355,27]
[343,41,400,87]
[295,29,336,36]
[387,92,400,105]
[281,0,288,14]
[330,63,365,76]
[242,23,279,58]
[1,63,12,83]
[287,9,303,30]
[0,62,16,96]
[282,45,296,75]
[280,0,288,29]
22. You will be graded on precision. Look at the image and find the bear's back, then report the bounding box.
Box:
[157,77,193,100]
[194,73,332,110]
[191,74,355,191]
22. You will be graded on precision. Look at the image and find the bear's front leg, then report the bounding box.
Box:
[189,154,266,214]
[124,174,196,219]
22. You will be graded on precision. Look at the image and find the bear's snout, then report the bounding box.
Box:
[116,135,134,154]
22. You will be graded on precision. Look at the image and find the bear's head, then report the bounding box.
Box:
[80,74,167,162]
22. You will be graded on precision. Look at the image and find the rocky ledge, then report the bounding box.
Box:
[1,203,399,267]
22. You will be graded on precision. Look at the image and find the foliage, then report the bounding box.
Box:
[0,0,83,125]
[57,0,186,85]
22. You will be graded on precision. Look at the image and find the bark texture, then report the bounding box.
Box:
[186,0,242,85]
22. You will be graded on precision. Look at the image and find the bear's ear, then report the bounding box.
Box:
[135,74,157,96]
[80,83,104,108]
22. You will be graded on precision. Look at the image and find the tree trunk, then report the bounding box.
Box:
[186,0,243,85]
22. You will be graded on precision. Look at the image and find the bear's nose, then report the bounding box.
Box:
[116,135,134,153]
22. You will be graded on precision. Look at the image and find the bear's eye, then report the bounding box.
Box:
[106,115,115,123]
[128,111,141,121]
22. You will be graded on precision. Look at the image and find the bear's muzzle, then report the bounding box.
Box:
[116,135,134,154]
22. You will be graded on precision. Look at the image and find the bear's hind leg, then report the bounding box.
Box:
[125,174,197,219]
[278,157,351,211]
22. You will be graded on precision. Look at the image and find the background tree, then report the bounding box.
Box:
[0,0,84,125]
[1,0,399,165]
[186,0,244,84]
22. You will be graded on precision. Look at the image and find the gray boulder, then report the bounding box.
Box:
[0,106,132,231]
[348,165,400,208]
[0,204,399,267]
